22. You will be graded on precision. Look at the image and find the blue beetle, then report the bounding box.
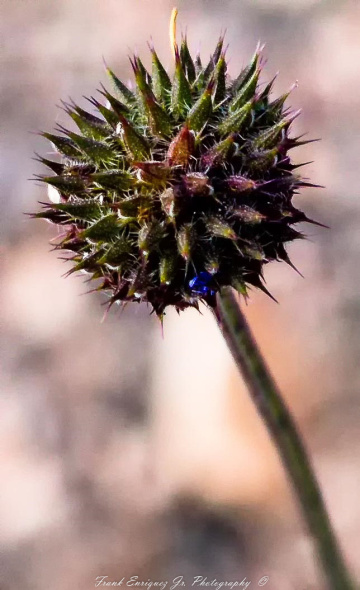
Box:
[188,271,216,296]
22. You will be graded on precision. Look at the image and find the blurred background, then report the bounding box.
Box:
[1,1,360,588]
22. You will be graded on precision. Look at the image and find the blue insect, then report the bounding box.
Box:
[188,271,216,296]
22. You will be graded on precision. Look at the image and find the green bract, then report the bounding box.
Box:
[34,37,321,318]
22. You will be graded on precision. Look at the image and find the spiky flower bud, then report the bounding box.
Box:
[33,29,322,318]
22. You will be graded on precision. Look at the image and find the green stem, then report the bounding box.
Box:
[214,287,354,590]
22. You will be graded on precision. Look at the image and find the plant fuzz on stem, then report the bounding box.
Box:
[214,288,355,590]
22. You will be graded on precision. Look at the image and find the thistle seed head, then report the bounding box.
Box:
[33,28,321,318]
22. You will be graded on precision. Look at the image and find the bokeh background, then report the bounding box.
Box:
[1,1,360,588]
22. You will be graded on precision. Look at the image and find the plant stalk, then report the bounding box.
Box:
[213,287,354,590]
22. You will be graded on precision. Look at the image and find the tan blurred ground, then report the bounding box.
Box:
[1,1,360,589]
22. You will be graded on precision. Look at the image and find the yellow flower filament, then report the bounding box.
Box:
[169,7,178,60]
